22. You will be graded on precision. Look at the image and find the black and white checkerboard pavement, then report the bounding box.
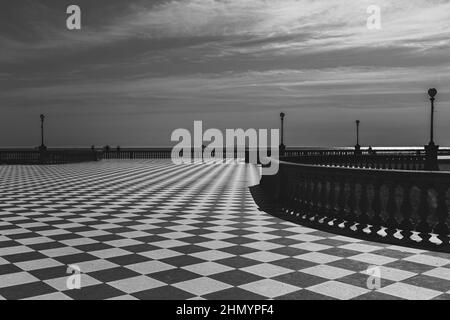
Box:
[0,159,450,300]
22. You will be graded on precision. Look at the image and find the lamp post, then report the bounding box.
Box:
[280,112,286,156]
[355,120,361,155]
[425,88,439,171]
[39,114,47,151]
[428,88,437,145]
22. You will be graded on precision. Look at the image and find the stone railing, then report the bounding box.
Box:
[281,147,449,171]
[260,159,450,252]
[0,149,102,164]
[102,148,247,160]
[282,154,428,171]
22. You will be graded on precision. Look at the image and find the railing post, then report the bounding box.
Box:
[434,183,449,247]
[417,184,432,243]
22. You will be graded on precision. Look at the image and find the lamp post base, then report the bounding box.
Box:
[279,144,286,157]
[354,144,362,155]
[424,142,439,171]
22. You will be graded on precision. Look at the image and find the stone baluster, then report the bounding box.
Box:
[434,183,449,248]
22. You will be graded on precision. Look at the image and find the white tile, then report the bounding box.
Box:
[290,242,332,252]
[308,281,369,300]
[339,243,382,253]
[61,238,98,246]
[183,262,233,276]
[173,277,232,296]
[191,250,234,261]
[423,267,450,281]
[24,292,72,300]
[301,265,354,280]
[197,240,234,250]
[139,249,183,260]
[404,254,450,267]
[109,275,165,294]
[287,234,324,242]
[295,252,342,264]
[16,258,63,271]
[243,241,283,251]
[0,245,33,256]
[0,272,38,288]
[90,248,130,259]
[372,266,416,282]
[242,251,287,263]
[350,253,397,265]
[75,259,118,273]
[330,236,363,243]
[241,263,292,278]
[385,245,426,254]
[41,247,83,258]
[379,283,441,300]
[105,239,143,248]
[151,240,187,249]
[240,279,299,298]
[126,260,175,274]
[107,294,139,300]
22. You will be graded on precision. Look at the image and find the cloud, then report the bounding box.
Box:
[1,0,450,146]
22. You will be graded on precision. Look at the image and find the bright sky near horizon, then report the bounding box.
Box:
[0,0,449,147]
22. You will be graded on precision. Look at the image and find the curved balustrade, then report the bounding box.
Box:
[260,160,450,252]
[282,154,427,170]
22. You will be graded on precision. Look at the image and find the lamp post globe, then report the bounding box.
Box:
[428,88,437,99]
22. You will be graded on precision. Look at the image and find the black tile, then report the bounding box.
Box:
[90,267,140,282]
[133,285,195,300]
[161,255,204,267]
[271,258,317,270]
[403,274,450,292]
[64,283,124,300]
[211,270,263,286]
[0,281,55,300]
[215,256,260,268]
[108,254,149,266]
[29,265,69,281]
[0,263,22,275]
[384,260,434,273]
[274,272,325,288]
[203,287,265,300]
[277,289,336,300]
[76,242,113,252]
[151,269,200,284]
[220,246,258,256]
[54,253,98,265]
[3,251,46,263]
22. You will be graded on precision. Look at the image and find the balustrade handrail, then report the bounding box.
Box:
[260,158,450,252]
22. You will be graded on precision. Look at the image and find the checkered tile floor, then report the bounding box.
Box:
[0,160,450,300]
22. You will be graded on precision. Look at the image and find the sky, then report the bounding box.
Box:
[0,0,450,147]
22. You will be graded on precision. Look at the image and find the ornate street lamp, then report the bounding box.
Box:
[39,114,47,151]
[428,88,437,145]
[425,88,439,170]
[355,120,361,155]
[280,112,286,156]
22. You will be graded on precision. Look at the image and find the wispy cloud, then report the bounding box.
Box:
[1,0,450,146]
